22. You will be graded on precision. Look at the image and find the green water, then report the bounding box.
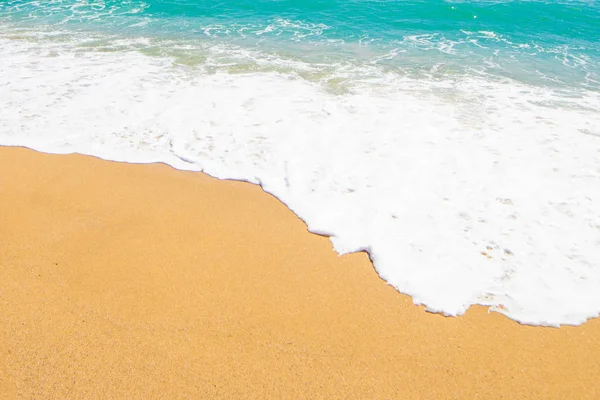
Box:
[1,0,598,88]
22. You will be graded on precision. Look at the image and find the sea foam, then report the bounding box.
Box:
[1,36,600,326]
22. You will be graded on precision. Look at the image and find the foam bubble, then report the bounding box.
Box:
[2,36,600,326]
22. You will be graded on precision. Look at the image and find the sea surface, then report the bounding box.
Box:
[1,0,599,326]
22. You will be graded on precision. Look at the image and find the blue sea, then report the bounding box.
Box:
[1,1,600,326]
[1,1,599,87]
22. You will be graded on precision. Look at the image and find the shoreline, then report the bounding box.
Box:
[1,146,599,399]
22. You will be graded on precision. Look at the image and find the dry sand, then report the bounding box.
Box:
[1,146,599,399]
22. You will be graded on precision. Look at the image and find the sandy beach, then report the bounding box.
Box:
[0,146,598,399]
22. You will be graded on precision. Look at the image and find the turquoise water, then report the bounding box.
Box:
[1,0,599,88]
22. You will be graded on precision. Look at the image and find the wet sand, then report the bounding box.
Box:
[1,146,599,399]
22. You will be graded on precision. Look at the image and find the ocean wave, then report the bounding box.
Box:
[2,35,600,326]
[2,1,598,90]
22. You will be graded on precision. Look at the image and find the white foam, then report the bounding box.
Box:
[2,36,600,326]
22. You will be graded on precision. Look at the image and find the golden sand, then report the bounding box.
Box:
[1,146,599,399]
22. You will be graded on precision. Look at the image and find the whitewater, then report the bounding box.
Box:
[1,0,600,326]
